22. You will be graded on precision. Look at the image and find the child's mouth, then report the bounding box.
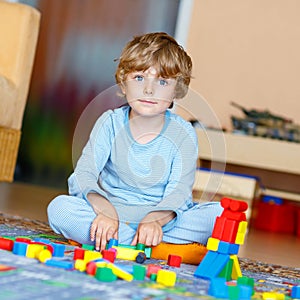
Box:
[139,99,157,104]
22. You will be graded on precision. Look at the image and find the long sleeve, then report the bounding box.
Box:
[68,110,114,200]
[154,119,198,214]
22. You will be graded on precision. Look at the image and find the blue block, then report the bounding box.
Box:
[229,243,240,255]
[218,241,240,255]
[92,258,106,263]
[206,253,230,279]
[33,238,51,244]
[12,242,27,256]
[194,251,231,280]
[238,285,253,300]
[107,238,118,249]
[208,277,228,298]
[291,286,300,299]
[51,243,65,257]
[194,251,218,278]
[218,241,230,254]
[45,259,73,269]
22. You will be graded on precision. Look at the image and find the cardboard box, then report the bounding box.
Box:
[193,168,260,219]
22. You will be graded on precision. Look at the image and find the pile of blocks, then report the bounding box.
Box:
[72,239,179,286]
[194,197,252,299]
[0,235,180,287]
[194,197,248,281]
[193,197,300,299]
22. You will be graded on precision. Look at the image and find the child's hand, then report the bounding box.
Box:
[131,220,163,247]
[131,210,175,246]
[90,212,119,251]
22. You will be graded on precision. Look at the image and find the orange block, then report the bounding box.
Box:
[151,242,207,265]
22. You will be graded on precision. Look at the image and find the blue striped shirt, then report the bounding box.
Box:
[68,106,198,223]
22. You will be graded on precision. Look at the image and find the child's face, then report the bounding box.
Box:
[121,67,177,117]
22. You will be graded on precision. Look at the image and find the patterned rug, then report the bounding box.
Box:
[0,212,299,299]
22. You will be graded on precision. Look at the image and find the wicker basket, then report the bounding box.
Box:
[0,126,21,182]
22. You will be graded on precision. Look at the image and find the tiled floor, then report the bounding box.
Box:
[0,181,299,268]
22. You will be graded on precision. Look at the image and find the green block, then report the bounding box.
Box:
[82,244,94,251]
[118,244,136,249]
[237,276,254,287]
[136,243,146,251]
[144,247,152,259]
[150,273,157,281]
[219,258,233,281]
[135,243,146,251]
[133,265,146,280]
[237,276,255,295]
[228,285,240,300]
[95,267,117,282]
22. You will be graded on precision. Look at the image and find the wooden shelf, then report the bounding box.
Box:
[196,129,300,201]
[197,129,300,175]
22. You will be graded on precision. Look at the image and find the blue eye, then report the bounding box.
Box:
[158,79,168,86]
[134,75,144,82]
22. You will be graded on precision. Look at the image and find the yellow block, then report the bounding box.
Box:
[84,250,102,263]
[262,292,285,299]
[156,269,177,287]
[235,232,246,245]
[230,255,242,280]
[26,244,45,259]
[235,221,248,245]
[74,259,87,272]
[238,221,248,233]
[112,246,142,261]
[106,263,133,282]
[206,237,220,252]
[38,249,52,263]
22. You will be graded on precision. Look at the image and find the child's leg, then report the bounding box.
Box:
[47,195,136,245]
[47,195,95,245]
[162,202,223,245]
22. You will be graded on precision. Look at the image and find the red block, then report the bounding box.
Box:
[146,264,162,277]
[220,198,232,209]
[15,237,32,244]
[101,249,115,263]
[167,254,182,267]
[221,210,246,222]
[220,198,248,212]
[211,216,226,239]
[229,200,248,212]
[0,237,14,251]
[221,219,239,243]
[86,261,97,276]
[74,247,85,260]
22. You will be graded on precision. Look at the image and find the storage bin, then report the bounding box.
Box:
[253,196,296,234]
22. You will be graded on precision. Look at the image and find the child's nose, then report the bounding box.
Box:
[143,79,154,96]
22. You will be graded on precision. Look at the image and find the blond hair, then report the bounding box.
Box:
[115,32,192,99]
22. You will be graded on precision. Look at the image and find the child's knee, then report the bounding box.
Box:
[47,195,66,223]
